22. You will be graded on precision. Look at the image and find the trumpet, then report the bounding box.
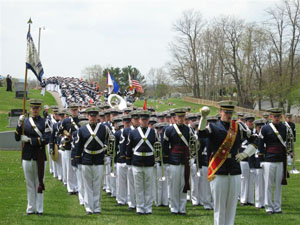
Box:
[189,134,201,177]
[62,130,71,148]
[154,141,165,181]
[107,135,116,177]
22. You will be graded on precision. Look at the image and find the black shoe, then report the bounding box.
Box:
[94,212,101,214]
[136,212,144,215]
[86,212,93,215]
[36,212,43,216]
[266,211,273,215]
[247,203,254,206]
[274,211,282,214]
[68,192,73,195]
[178,212,186,216]
[171,212,178,215]
[145,212,152,215]
[116,203,126,206]
[240,203,247,206]
[26,212,34,216]
[128,207,135,211]
[73,192,78,195]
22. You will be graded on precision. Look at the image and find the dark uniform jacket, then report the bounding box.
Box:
[76,123,110,165]
[15,116,50,161]
[115,129,124,163]
[199,120,257,175]
[198,137,208,167]
[259,122,287,162]
[126,127,156,167]
[163,124,192,165]
[120,126,136,165]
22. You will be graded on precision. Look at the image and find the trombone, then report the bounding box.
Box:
[189,134,201,177]
[154,141,166,181]
[107,134,117,177]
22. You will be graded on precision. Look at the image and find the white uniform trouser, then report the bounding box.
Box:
[127,165,136,208]
[240,161,251,204]
[132,166,154,213]
[57,149,63,181]
[156,163,168,206]
[63,150,78,192]
[47,144,53,174]
[210,175,241,225]
[169,164,187,213]
[110,164,117,197]
[199,166,213,209]
[22,160,46,213]
[82,165,103,213]
[104,156,111,193]
[74,165,84,205]
[190,163,200,206]
[116,163,128,204]
[263,162,283,213]
[255,168,264,208]
[165,165,171,206]
[41,88,45,96]
[248,168,255,204]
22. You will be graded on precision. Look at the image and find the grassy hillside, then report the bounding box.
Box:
[0,87,57,131]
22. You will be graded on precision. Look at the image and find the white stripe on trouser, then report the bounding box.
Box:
[169,164,187,213]
[248,168,255,204]
[156,164,168,206]
[22,160,46,213]
[132,166,154,213]
[110,164,117,197]
[47,144,53,174]
[57,150,63,181]
[63,150,78,192]
[104,156,111,193]
[255,168,264,208]
[165,165,171,207]
[190,163,200,206]
[82,165,103,213]
[127,166,136,208]
[62,151,67,185]
[116,163,128,204]
[240,161,252,204]
[210,175,241,225]
[199,166,213,209]
[74,165,84,205]
[263,162,283,213]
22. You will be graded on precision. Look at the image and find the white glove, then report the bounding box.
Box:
[235,152,248,162]
[260,162,264,168]
[21,135,31,143]
[18,115,25,126]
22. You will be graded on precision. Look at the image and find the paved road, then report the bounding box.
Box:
[48,91,63,108]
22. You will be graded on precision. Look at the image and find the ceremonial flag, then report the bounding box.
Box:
[132,76,144,93]
[143,98,147,110]
[26,31,44,82]
[107,71,120,94]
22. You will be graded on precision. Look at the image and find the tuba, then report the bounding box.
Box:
[154,141,166,181]
[107,94,127,110]
[50,144,59,161]
[189,134,201,177]
[107,134,116,177]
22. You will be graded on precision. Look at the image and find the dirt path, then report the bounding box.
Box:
[48,91,63,108]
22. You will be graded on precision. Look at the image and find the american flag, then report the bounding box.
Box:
[131,79,144,93]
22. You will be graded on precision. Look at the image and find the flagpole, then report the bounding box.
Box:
[21,18,32,158]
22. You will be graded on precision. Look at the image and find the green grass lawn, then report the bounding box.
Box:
[0,87,57,131]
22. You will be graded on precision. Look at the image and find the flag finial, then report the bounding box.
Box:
[27,18,32,24]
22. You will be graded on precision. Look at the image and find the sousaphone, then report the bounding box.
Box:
[107,94,127,110]
[51,144,59,161]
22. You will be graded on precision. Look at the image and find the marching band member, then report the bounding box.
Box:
[127,110,157,215]
[76,107,110,214]
[15,99,50,215]
[198,101,258,225]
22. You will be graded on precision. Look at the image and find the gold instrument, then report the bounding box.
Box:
[189,134,201,177]
[107,134,116,177]
[62,130,71,149]
[50,144,59,161]
[154,141,166,181]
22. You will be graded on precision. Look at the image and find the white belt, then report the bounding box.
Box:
[84,148,105,155]
[134,152,154,157]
